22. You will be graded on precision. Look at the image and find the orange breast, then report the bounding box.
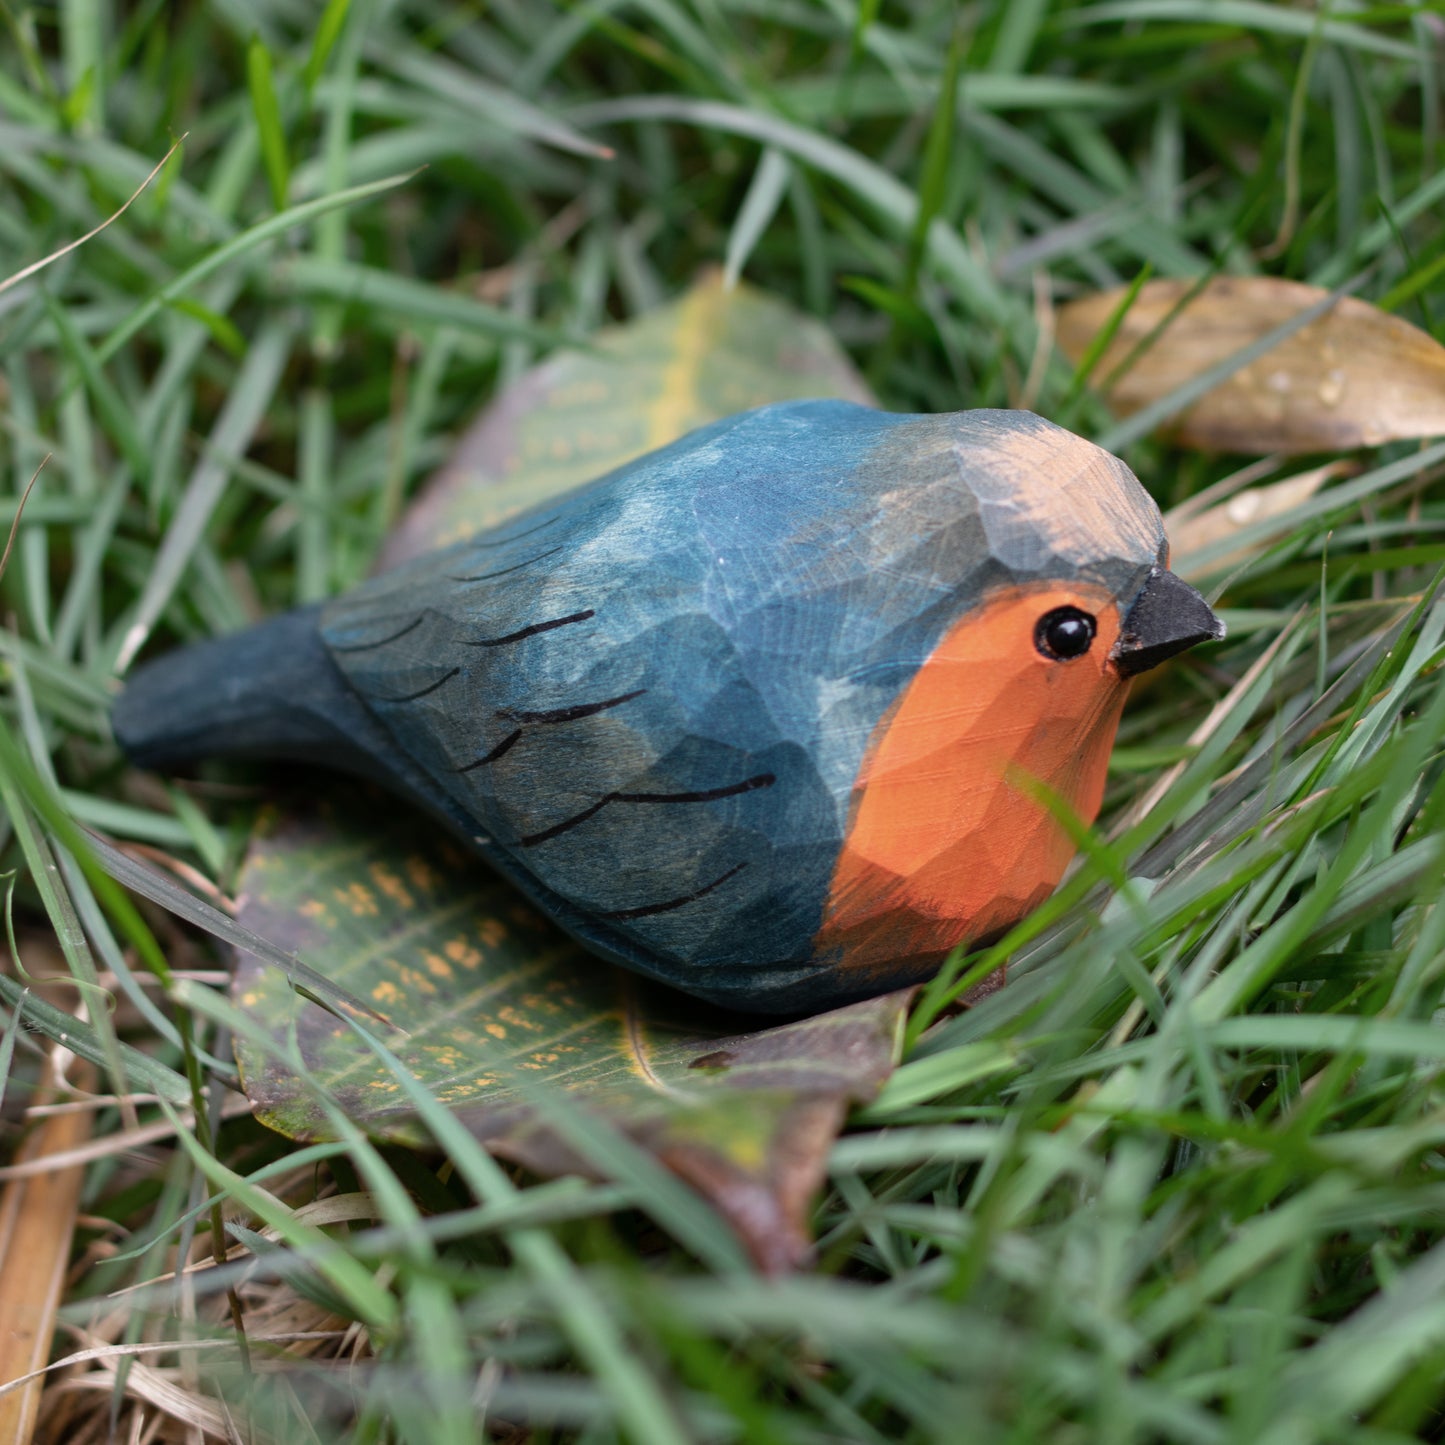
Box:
[817,582,1128,981]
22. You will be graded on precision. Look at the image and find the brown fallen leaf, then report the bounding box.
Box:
[0,1054,94,1445]
[1058,276,1445,454]
[1166,460,1355,579]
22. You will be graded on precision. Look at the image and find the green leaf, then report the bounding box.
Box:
[904,22,966,296]
[233,793,908,1272]
[162,297,246,358]
[571,96,1013,329]
[0,973,192,1103]
[270,255,571,351]
[160,1095,399,1330]
[722,147,791,290]
[95,168,422,365]
[246,35,290,211]
[838,274,933,337]
[60,63,96,132]
[302,0,352,95]
[117,321,294,671]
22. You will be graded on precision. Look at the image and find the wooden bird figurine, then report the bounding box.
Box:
[114,402,1223,1012]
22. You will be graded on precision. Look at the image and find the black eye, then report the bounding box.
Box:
[1036,607,1096,661]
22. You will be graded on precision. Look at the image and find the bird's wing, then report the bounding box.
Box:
[319,491,841,1001]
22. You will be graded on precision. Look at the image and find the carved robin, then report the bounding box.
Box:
[114,401,1223,1011]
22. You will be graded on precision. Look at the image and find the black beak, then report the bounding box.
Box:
[1111,567,1226,677]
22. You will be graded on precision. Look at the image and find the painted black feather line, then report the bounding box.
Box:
[448,546,563,583]
[466,610,595,647]
[366,668,460,704]
[329,615,426,653]
[452,688,644,773]
[520,773,776,847]
[598,862,749,920]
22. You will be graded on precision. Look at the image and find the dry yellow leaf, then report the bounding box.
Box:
[1167,461,1354,578]
[1059,277,1445,454]
[0,1059,94,1445]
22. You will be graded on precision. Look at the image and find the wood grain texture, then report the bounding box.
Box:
[117,400,1197,1011]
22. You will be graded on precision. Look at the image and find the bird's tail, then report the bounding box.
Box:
[112,605,377,774]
